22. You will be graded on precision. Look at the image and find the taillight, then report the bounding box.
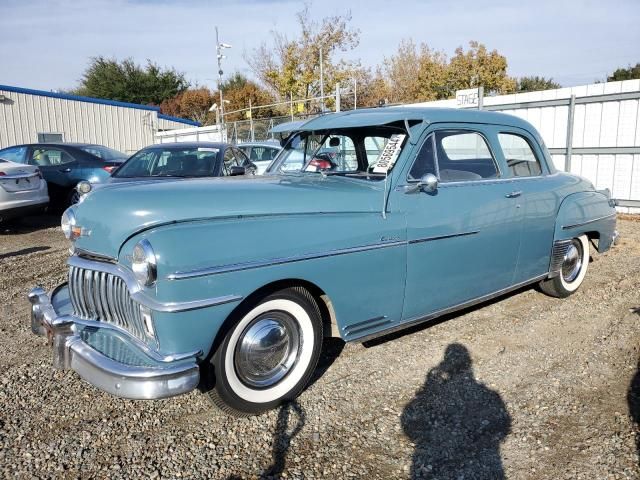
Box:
[103,166,116,173]
[0,172,5,176]
[308,159,332,170]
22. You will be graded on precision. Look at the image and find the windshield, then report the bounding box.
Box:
[79,145,126,161]
[268,128,408,180]
[113,147,220,178]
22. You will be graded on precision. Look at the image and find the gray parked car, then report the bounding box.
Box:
[236,141,282,174]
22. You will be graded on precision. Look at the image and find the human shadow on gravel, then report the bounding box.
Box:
[627,307,640,464]
[401,344,511,479]
[259,400,306,480]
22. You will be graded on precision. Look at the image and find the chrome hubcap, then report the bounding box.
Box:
[561,240,583,283]
[234,312,300,388]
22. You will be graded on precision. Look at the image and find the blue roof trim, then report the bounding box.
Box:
[158,113,200,127]
[0,84,160,111]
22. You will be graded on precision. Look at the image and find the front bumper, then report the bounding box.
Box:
[28,284,200,400]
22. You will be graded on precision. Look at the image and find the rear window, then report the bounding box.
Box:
[78,145,125,161]
[114,147,219,178]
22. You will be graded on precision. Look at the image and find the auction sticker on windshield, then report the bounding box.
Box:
[372,134,406,174]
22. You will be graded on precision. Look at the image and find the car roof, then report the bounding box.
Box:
[236,141,281,148]
[292,107,533,132]
[1,142,114,149]
[141,142,228,150]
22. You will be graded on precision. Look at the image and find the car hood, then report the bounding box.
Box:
[73,174,384,258]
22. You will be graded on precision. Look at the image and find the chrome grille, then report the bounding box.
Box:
[68,266,148,342]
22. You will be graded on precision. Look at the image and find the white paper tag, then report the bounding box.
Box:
[372,134,406,174]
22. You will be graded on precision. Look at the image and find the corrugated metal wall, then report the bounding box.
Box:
[405,80,640,213]
[0,88,192,154]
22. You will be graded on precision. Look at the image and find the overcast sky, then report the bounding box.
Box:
[1,0,638,93]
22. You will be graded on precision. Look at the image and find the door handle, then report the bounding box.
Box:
[58,168,72,173]
[505,191,522,198]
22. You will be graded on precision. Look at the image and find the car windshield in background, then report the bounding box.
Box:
[78,145,126,161]
[113,147,219,178]
[273,128,408,180]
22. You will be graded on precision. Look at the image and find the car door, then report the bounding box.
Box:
[393,124,523,321]
[493,127,560,282]
[220,148,240,176]
[27,146,77,188]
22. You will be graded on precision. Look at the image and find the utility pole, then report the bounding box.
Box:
[215,26,232,137]
[353,77,357,110]
[319,46,325,112]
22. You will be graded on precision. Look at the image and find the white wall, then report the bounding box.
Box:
[403,80,640,213]
[155,125,224,144]
[0,88,196,154]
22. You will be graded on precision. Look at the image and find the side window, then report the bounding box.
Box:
[436,130,498,182]
[0,146,27,163]
[222,149,238,175]
[30,148,74,167]
[408,135,437,180]
[498,133,542,177]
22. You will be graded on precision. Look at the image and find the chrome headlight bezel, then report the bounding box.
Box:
[132,239,157,287]
[61,208,76,240]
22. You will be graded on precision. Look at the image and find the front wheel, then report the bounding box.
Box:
[539,235,590,298]
[206,287,323,416]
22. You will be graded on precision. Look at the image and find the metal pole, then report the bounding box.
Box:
[249,98,254,142]
[319,46,325,112]
[335,84,340,112]
[216,26,225,139]
[478,86,484,110]
[290,91,294,121]
[353,77,357,110]
[565,94,576,172]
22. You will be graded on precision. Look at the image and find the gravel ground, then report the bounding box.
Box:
[1,214,639,479]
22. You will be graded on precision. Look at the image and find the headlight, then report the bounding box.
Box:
[132,239,157,286]
[61,208,76,239]
[76,180,92,195]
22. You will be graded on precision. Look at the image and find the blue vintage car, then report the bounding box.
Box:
[29,108,618,415]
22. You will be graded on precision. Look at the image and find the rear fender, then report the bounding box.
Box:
[554,191,617,253]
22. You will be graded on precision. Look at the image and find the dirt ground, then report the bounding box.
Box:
[0,214,639,479]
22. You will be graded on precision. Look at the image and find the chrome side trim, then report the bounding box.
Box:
[408,231,478,244]
[347,273,549,343]
[562,212,617,230]
[75,248,118,264]
[548,239,572,278]
[343,316,390,337]
[167,240,406,280]
[67,255,242,311]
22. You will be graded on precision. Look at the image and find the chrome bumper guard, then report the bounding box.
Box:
[28,284,200,400]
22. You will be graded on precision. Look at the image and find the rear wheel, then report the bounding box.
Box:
[539,235,590,298]
[206,287,323,416]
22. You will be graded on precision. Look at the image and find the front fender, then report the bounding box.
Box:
[120,212,407,357]
[554,191,616,252]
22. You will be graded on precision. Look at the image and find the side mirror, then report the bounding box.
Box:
[404,173,438,194]
[420,173,438,192]
[229,166,246,176]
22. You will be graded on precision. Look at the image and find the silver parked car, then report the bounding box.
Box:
[236,141,282,174]
[0,158,49,222]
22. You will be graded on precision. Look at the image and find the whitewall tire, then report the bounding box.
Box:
[206,287,323,416]
[540,235,590,298]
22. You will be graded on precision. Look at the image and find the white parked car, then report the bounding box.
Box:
[0,158,49,222]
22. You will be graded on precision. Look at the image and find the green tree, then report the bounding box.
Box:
[607,63,640,82]
[246,5,360,111]
[516,76,561,92]
[445,41,516,97]
[74,57,189,105]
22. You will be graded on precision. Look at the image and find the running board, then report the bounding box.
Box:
[345,273,549,343]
